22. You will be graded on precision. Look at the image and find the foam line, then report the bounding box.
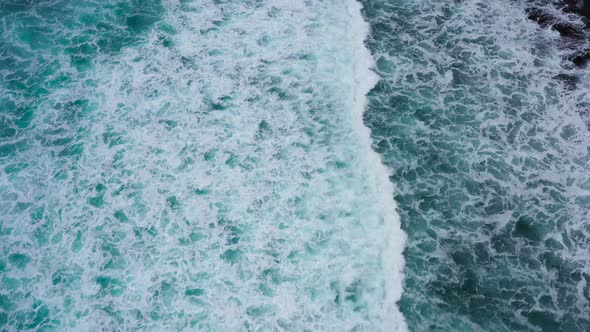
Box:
[346,1,408,330]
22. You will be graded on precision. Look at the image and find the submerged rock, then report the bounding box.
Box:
[526,0,590,67]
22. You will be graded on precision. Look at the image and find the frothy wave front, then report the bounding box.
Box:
[0,0,406,330]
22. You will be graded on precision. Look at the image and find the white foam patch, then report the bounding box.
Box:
[346,0,407,328]
[0,0,407,330]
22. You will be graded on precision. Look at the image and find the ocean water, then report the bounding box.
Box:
[362,0,590,331]
[0,0,406,330]
[1,0,589,331]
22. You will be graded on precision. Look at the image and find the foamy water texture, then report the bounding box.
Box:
[362,0,590,330]
[0,0,406,330]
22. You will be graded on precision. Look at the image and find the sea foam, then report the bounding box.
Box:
[347,0,407,329]
[0,0,407,330]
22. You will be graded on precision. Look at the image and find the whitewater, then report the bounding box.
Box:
[4,0,590,330]
[0,0,406,330]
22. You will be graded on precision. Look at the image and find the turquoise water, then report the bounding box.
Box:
[0,0,405,330]
[362,0,590,331]
[2,0,590,331]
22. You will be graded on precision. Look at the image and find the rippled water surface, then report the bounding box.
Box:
[0,0,405,330]
[362,0,590,330]
[2,0,590,331]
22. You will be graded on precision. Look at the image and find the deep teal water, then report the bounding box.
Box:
[362,0,590,331]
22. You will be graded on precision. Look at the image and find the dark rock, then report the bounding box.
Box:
[526,8,552,26]
[583,0,590,18]
[553,73,578,89]
[559,0,590,18]
[526,1,590,68]
[569,49,590,67]
[553,22,584,37]
[527,7,584,37]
